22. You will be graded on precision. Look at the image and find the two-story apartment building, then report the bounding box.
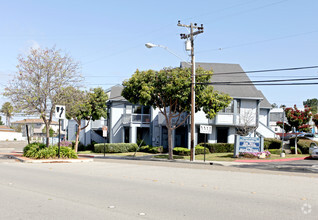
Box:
[94,62,275,149]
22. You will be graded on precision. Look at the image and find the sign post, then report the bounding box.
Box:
[200,125,212,162]
[55,105,66,158]
[102,126,108,157]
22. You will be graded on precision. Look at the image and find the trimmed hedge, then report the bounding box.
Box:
[198,143,234,153]
[268,149,284,155]
[264,138,282,150]
[296,139,317,154]
[289,138,318,154]
[94,143,138,153]
[139,145,164,154]
[173,147,190,156]
[195,146,210,155]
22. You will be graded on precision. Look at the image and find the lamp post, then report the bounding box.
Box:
[145,42,196,161]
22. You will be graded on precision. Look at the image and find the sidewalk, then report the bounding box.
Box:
[78,153,309,166]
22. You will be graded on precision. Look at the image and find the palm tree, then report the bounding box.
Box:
[1,102,13,126]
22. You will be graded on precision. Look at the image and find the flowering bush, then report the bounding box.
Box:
[240,151,271,158]
[60,141,72,147]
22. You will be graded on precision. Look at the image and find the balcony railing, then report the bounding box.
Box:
[123,114,151,124]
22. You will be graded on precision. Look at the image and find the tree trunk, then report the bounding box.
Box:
[167,126,173,160]
[74,121,81,153]
[295,135,298,155]
[46,123,50,148]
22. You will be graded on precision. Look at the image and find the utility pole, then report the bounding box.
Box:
[178,21,204,161]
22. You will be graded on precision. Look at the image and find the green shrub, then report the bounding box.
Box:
[57,146,78,159]
[94,143,138,153]
[264,138,282,150]
[137,139,147,147]
[288,138,317,154]
[139,145,163,154]
[290,147,302,154]
[195,146,210,155]
[173,147,190,156]
[23,143,78,159]
[34,147,56,159]
[296,139,318,154]
[23,142,46,154]
[198,143,234,153]
[268,149,283,155]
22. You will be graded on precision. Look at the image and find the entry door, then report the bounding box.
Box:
[216,127,229,143]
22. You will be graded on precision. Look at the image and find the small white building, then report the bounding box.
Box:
[11,119,61,140]
[0,125,25,141]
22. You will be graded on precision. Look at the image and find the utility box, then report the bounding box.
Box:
[185,40,191,51]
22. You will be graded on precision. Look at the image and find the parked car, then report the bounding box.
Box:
[279,133,295,141]
[309,142,318,158]
[301,133,318,142]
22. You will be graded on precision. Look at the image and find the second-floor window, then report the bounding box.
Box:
[220,100,241,114]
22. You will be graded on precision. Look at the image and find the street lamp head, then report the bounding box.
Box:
[145,43,157,49]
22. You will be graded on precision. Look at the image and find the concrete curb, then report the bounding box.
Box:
[235,157,307,163]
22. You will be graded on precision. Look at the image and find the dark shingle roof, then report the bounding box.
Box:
[108,63,270,103]
[181,62,263,99]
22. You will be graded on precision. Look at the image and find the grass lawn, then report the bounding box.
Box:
[77,151,154,157]
[154,153,310,161]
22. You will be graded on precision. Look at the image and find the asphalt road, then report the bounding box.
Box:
[0,158,317,220]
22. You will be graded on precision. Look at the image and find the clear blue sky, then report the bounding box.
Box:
[1,0,318,118]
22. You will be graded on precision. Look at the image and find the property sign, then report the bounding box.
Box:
[55,105,66,119]
[238,136,260,152]
[234,135,264,157]
[200,125,212,134]
[102,126,108,137]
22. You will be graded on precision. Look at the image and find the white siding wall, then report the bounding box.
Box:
[259,109,268,126]
[216,114,234,124]
[237,100,257,126]
[0,132,25,141]
[110,103,125,143]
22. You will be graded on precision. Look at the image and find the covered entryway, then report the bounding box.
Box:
[217,127,228,143]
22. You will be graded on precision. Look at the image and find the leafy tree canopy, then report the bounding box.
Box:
[1,102,14,126]
[303,98,318,114]
[122,67,232,159]
[277,105,312,133]
[62,87,108,152]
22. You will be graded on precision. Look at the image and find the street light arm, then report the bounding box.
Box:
[145,43,191,65]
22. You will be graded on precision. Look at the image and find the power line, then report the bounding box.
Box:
[196,65,318,76]
[200,77,318,84]
[198,82,318,86]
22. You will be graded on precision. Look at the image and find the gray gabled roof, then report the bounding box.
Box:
[107,85,126,101]
[181,62,263,100]
[108,62,270,104]
[258,90,272,109]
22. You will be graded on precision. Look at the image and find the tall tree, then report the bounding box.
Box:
[122,67,232,160]
[4,47,82,147]
[277,105,312,154]
[303,98,318,114]
[62,87,108,152]
[0,116,4,125]
[1,102,13,126]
